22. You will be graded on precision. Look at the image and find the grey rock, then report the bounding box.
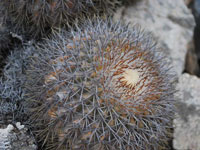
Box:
[0,123,37,150]
[173,73,200,150]
[113,0,195,75]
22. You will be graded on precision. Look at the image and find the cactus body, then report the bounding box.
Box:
[0,6,11,74]
[0,47,34,125]
[1,0,121,38]
[23,19,176,150]
[0,28,11,74]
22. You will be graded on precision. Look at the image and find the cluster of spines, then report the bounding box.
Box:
[0,5,11,74]
[0,0,121,38]
[22,18,176,150]
[0,1,176,149]
[0,46,35,126]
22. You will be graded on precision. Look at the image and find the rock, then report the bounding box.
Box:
[173,73,200,150]
[0,122,37,150]
[113,0,195,75]
[0,124,14,149]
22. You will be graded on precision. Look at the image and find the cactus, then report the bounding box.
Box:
[0,5,12,74]
[0,28,11,75]
[0,0,121,38]
[0,26,11,51]
[0,6,25,75]
[0,99,18,126]
[22,18,177,150]
[0,46,34,125]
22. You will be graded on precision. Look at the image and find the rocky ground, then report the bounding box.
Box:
[0,123,37,150]
[0,0,200,149]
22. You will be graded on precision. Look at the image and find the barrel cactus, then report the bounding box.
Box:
[23,18,176,149]
[0,0,121,38]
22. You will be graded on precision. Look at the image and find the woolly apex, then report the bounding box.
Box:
[24,18,177,149]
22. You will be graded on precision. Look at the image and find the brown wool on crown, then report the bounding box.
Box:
[24,19,176,150]
[94,41,164,116]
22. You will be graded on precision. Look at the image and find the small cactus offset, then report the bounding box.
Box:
[23,18,176,150]
[0,0,121,38]
[0,47,34,125]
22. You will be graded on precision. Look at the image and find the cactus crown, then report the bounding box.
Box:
[23,18,176,150]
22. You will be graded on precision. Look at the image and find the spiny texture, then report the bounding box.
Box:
[0,6,12,74]
[0,27,11,75]
[1,0,121,38]
[0,99,17,126]
[0,26,11,52]
[24,19,177,150]
[0,5,25,75]
[0,47,33,125]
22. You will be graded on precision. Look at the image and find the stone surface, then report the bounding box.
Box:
[173,73,200,150]
[0,124,14,149]
[0,122,37,150]
[114,0,195,75]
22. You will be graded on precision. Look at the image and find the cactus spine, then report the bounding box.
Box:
[0,0,121,38]
[21,18,177,150]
